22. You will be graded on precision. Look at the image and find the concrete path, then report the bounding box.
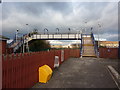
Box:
[33,57,118,88]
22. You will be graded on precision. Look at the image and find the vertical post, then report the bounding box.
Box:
[91,27,93,34]
[26,24,29,52]
[23,36,25,53]
[56,28,59,34]
[44,29,45,34]
[77,30,79,48]
[16,29,19,42]
[80,31,83,58]
[85,21,87,34]
[98,23,101,58]
[44,28,48,34]
[68,28,70,34]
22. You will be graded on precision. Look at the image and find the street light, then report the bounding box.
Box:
[56,28,59,34]
[84,21,87,33]
[97,23,101,57]
[44,28,48,34]
[15,29,19,42]
[91,27,93,34]
[68,28,71,34]
[26,24,29,52]
[98,23,101,47]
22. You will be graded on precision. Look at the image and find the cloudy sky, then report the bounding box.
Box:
[0,1,118,44]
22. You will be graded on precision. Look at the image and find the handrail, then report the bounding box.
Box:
[12,34,34,53]
[8,39,16,47]
[91,32,98,57]
[9,34,27,53]
[80,34,83,57]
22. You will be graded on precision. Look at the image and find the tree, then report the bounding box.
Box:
[29,40,51,52]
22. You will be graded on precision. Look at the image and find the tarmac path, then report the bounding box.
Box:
[33,57,118,88]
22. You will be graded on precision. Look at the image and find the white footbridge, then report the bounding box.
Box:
[9,33,82,53]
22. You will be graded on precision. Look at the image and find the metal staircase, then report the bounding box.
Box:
[8,34,31,53]
[81,33,98,57]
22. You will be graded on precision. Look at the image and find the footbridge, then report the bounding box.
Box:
[8,31,98,57]
[9,32,82,53]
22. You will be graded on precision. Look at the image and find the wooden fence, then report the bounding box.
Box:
[2,49,80,88]
[99,48,118,59]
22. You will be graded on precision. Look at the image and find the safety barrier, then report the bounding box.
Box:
[2,49,80,88]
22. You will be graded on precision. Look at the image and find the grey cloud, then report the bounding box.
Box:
[1,2,118,41]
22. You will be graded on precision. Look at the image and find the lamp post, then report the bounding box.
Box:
[26,24,29,52]
[68,28,71,34]
[15,29,19,42]
[91,27,93,34]
[98,23,101,48]
[85,21,87,34]
[98,23,101,57]
[44,29,45,34]
[44,28,48,34]
[56,28,59,34]
[23,35,25,53]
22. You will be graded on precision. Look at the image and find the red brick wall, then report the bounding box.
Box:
[99,48,118,59]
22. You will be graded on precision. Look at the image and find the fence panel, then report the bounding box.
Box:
[99,48,118,59]
[2,49,80,88]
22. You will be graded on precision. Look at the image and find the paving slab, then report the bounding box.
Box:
[32,57,118,88]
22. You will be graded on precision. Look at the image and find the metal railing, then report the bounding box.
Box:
[91,32,98,57]
[80,34,83,57]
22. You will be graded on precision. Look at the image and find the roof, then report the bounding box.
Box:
[0,35,10,40]
[99,41,119,44]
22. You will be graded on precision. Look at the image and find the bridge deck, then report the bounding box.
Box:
[33,57,118,88]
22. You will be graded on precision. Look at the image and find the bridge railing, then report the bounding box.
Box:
[91,33,98,57]
[80,34,83,57]
[30,33,81,40]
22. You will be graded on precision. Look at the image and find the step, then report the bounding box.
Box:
[83,47,94,50]
[83,47,94,49]
[83,47,95,49]
[83,51,95,54]
[82,55,96,57]
[83,42,93,44]
[83,38,92,40]
[83,53,95,55]
[83,44,94,46]
[82,50,95,52]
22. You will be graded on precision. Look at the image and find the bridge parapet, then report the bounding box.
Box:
[28,33,81,40]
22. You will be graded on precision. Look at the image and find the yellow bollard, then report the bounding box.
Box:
[39,65,53,83]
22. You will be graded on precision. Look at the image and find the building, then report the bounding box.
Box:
[70,44,81,48]
[51,45,63,49]
[99,41,119,48]
[0,35,9,55]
